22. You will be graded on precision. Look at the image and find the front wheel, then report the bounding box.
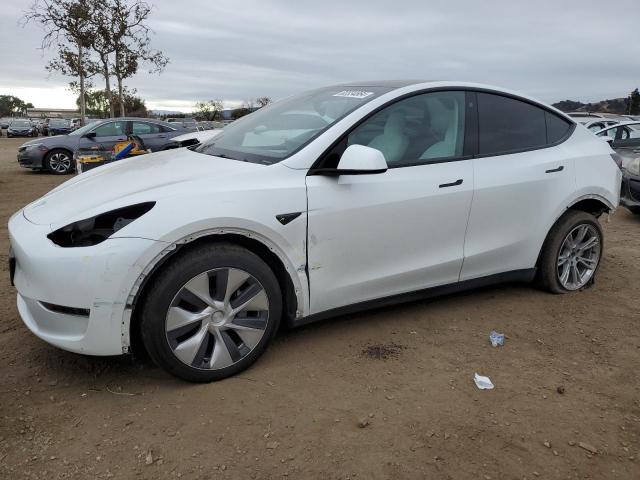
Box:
[44,149,74,174]
[538,210,603,294]
[140,243,282,382]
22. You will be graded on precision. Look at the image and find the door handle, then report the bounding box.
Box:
[439,179,463,188]
[158,134,167,138]
[545,166,564,173]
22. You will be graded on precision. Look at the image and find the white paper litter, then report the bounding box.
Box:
[474,373,494,390]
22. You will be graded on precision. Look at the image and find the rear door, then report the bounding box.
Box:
[131,121,170,151]
[460,92,576,281]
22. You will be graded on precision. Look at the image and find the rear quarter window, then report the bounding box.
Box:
[478,93,547,155]
[546,112,572,143]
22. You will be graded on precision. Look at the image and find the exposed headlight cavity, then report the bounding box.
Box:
[47,202,155,247]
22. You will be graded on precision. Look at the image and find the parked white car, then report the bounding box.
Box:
[595,121,640,140]
[584,118,620,133]
[8,81,621,382]
[170,128,223,146]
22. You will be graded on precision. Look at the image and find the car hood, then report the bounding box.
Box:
[23,148,265,226]
[21,135,74,147]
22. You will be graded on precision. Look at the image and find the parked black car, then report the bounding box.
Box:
[17,117,188,174]
[7,119,37,137]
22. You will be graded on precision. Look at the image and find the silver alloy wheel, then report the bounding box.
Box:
[165,268,270,370]
[48,152,71,173]
[556,224,601,291]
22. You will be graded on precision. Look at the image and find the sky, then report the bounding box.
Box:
[1,0,639,113]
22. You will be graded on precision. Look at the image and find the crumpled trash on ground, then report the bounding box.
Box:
[474,373,494,390]
[489,330,505,347]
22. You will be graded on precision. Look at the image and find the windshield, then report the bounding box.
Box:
[49,119,69,127]
[195,86,392,164]
[11,120,31,128]
[69,121,99,136]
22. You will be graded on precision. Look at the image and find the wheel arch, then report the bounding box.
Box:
[566,195,614,217]
[535,194,612,269]
[126,230,305,356]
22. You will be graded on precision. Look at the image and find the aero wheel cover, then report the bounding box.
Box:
[49,152,71,173]
[165,268,270,370]
[556,224,601,291]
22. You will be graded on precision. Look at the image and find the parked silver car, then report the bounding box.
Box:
[17,117,187,174]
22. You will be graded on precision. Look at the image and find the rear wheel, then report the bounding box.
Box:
[538,210,603,293]
[45,149,73,174]
[140,243,282,382]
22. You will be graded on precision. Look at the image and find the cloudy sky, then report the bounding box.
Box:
[1,0,639,112]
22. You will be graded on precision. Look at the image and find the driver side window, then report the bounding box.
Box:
[346,91,467,167]
[93,121,126,137]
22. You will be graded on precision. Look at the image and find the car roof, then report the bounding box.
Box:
[335,80,435,88]
[91,117,175,127]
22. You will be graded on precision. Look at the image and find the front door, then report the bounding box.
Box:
[306,90,474,314]
[79,120,128,151]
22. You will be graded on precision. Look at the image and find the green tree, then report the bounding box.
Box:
[627,88,640,115]
[0,95,32,116]
[78,88,147,118]
[195,100,223,121]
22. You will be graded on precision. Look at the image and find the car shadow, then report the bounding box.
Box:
[29,280,537,386]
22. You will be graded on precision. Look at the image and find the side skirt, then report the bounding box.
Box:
[292,268,537,328]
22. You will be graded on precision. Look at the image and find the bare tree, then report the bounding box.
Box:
[22,0,95,125]
[195,100,224,121]
[95,0,168,117]
[256,97,272,108]
[90,7,117,118]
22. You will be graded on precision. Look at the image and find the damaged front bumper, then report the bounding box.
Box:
[8,210,163,355]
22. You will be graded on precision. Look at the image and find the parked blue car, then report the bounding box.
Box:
[47,118,73,136]
[7,119,37,137]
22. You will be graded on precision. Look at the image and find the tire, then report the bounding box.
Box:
[538,210,604,294]
[140,243,282,382]
[44,149,74,175]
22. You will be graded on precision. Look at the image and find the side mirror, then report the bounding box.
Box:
[314,144,388,176]
[83,131,96,139]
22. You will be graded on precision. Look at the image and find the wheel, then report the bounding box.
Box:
[538,210,603,293]
[140,243,282,382]
[44,149,73,174]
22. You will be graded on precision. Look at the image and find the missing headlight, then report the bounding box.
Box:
[48,202,155,247]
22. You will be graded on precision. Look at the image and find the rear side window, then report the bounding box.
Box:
[93,121,126,137]
[132,122,161,135]
[545,112,572,143]
[478,93,547,155]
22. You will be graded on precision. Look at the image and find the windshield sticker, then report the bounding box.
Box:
[332,90,374,99]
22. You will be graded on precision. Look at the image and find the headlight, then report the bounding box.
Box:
[24,143,43,150]
[47,202,155,247]
[625,157,640,176]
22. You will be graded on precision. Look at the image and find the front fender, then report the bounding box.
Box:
[119,221,309,353]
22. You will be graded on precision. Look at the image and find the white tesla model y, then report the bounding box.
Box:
[8,81,621,382]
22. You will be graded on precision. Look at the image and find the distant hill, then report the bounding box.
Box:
[553,97,629,114]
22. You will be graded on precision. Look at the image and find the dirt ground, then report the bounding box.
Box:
[0,136,639,480]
